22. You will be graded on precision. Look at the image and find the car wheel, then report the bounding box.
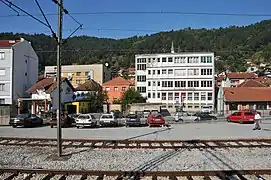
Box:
[77,126,79,129]
[12,125,16,128]
[40,120,44,126]
[239,120,244,124]
[50,125,53,128]
[227,118,231,122]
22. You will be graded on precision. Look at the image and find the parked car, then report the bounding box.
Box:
[50,113,73,128]
[125,114,141,127]
[75,114,98,128]
[146,113,165,127]
[201,105,211,113]
[10,113,43,128]
[100,113,118,127]
[174,112,198,122]
[226,111,255,123]
[194,113,217,121]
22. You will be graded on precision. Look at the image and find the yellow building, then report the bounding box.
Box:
[44,64,112,88]
[64,101,91,114]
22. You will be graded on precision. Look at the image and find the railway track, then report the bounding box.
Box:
[0,137,271,149]
[0,168,271,180]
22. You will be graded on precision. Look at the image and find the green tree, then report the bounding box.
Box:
[121,88,146,112]
[85,85,107,113]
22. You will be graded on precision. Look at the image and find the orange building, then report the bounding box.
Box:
[103,77,135,104]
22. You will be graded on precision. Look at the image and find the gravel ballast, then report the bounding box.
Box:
[0,145,270,171]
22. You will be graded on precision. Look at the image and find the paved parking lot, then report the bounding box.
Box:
[0,120,271,140]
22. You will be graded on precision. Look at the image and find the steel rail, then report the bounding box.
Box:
[0,137,271,149]
[0,168,271,179]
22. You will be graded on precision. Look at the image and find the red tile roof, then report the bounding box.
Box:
[223,87,271,102]
[237,79,267,87]
[103,77,133,86]
[27,77,74,94]
[0,40,21,48]
[226,72,258,79]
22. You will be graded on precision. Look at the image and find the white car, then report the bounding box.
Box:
[174,112,198,122]
[99,113,118,127]
[75,114,98,128]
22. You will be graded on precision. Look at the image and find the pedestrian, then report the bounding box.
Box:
[253,112,261,130]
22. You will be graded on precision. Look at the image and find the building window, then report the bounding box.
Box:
[180,81,186,87]
[137,64,146,70]
[207,92,212,100]
[193,81,199,87]
[25,60,27,63]
[168,57,173,62]
[148,81,151,86]
[174,57,186,63]
[148,93,151,98]
[25,72,27,76]
[157,70,160,75]
[201,81,212,87]
[194,92,199,100]
[187,93,192,100]
[188,69,199,76]
[168,93,173,100]
[168,81,173,87]
[137,75,146,82]
[137,87,146,93]
[0,99,4,104]
[0,84,4,91]
[162,69,167,74]
[122,87,126,91]
[157,58,160,62]
[188,57,199,63]
[85,71,90,76]
[201,92,206,100]
[162,93,167,100]
[157,93,160,98]
[153,93,156,98]
[168,69,173,74]
[175,81,180,87]
[175,93,179,101]
[148,58,151,63]
[137,58,146,63]
[76,72,81,76]
[162,57,167,62]
[0,52,4,60]
[105,87,110,91]
[158,81,160,86]
[162,81,167,87]
[201,56,212,63]
[201,69,213,75]
[188,81,193,87]
[152,81,156,86]
[153,70,155,75]
[148,70,151,75]
[174,69,186,76]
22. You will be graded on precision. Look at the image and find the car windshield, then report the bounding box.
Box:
[16,114,29,118]
[101,114,113,119]
[78,115,90,119]
[153,114,162,119]
[128,114,137,118]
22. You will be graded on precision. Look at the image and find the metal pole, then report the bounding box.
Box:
[56,0,63,157]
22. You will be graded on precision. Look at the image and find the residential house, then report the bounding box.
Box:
[222,72,258,87]
[217,87,271,116]
[44,64,112,88]
[135,51,215,112]
[103,77,135,104]
[237,79,267,88]
[0,38,38,118]
[24,77,74,114]
[64,79,102,114]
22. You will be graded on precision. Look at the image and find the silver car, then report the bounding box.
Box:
[174,112,198,122]
[99,113,118,127]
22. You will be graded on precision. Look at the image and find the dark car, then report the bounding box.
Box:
[9,114,43,128]
[194,113,217,121]
[125,114,141,127]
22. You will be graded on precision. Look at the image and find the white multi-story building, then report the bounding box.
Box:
[0,38,38,116]
[135,52,215,112]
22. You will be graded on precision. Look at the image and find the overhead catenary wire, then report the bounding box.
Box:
[0,0,20,16]
[34,0,57,41]
[1,11,271,18]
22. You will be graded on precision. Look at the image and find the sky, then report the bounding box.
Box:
[0,0,271,39]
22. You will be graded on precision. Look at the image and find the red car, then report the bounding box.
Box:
[146,113,165,127]
[226,111,255,123]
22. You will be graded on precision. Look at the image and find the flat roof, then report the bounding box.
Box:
[135,52,214,57]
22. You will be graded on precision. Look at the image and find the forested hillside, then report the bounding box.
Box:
[1,19,271,72]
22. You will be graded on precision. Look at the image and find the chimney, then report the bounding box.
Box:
[171,41,175,53]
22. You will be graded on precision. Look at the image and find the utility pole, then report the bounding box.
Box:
[56,0,63,157]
